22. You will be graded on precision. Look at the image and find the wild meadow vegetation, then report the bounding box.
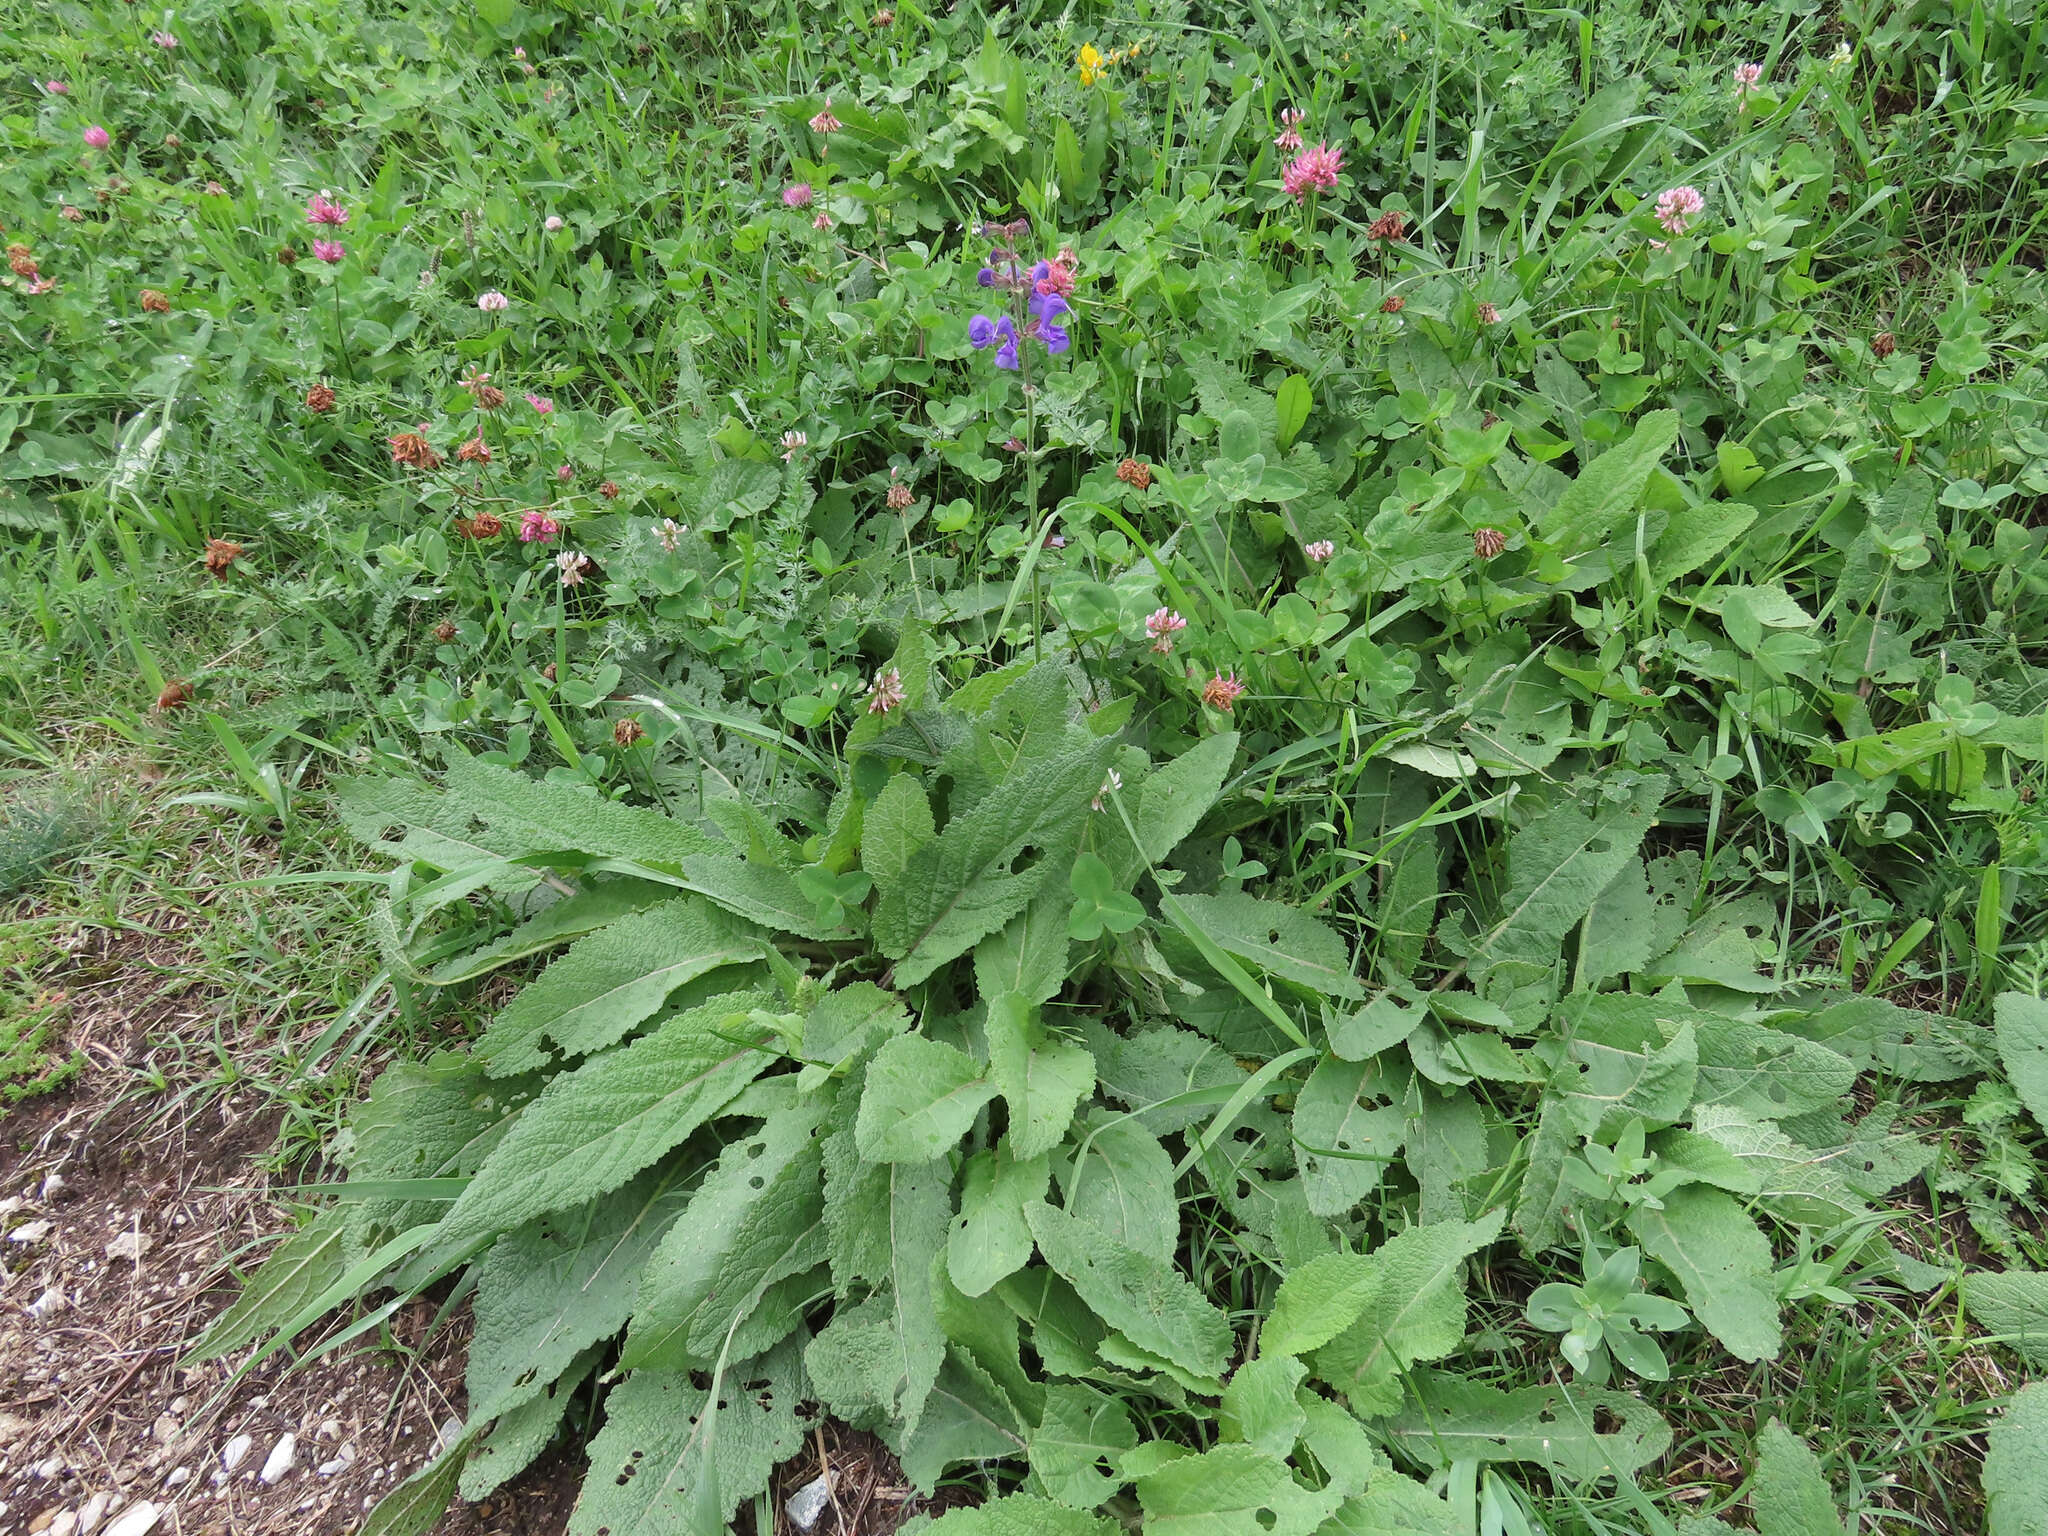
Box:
[7,0,2048,1531]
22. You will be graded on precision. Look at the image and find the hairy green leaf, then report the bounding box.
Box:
[1752,1419,1846,1536]
[1172,892,1365,999]
[1627,1186,1781,1362]
[1025,1201,1233,1379]
[1985,1381,2048,1536]
[857,1033,997,1162]
[1380,1377,1673,1479]
[987,994,1094,1160]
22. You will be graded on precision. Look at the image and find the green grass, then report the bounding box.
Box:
[7,0,2048,1531]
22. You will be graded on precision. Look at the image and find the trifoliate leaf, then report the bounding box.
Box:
[857,1033,997,1163]
[1069,852,1148,940]
[1627,1186,1781,1362]
[1024,1201,1233,1379]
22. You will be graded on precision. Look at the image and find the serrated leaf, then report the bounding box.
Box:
[873,739,1112,986]
[435,994,775,1250]
[1262,1252,1380,1357]
[445,755,718,867]
[1967,1270,2048,1366]
[1985,1381,2048,1536]
[1132,730,1238,867]
[682,854,848,940]
[1087,1021,1247,1135]
[914,1494,1115,1536]
[568,1339,808,1536]
[1312,1212,1505,1416]
[1134,1443,1343,1536]
[622,1100,828,1370]
[1752,1419,1846,1536]
[460,1347,600,1499]
[471,1169,691,1404]
[951,1144,1051,1297]
[1537,408,1680,556]
[1627,1186,1781,1362]
[1294,1055,1407,1218]
[1025,1201,1233,1379]
[895,1349,1028,1492]
[1319,1476,1464,1535]
[1996,993,2048,1132]
[1030,1383,1138,1507]
[1219,1354,1307,1456]
[857,1033,997,1162]
[988,994,1094,1160]
[1380,1377,1672,1479]
[864,773,936,900]
[430,878,672,985]
[996,1266,1108,1378]
[1476,778,1666,971]
[1063,1115,1179,1263]
[1172,893,1365,999]
[473,896,763,1075]
[976,894,1074,1009]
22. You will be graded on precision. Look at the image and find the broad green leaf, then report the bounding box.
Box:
[935,1266,1043,1421]
[987,994,1094,1159]
[1554,1000,1698,1136]
[996,1266,1109,1378]
[1132,730,1238,867]
[1172,892,1365,999]
[436,995,775,1250]
[1378,830,1441,982]
[1475,777,1666,971]
[895,1350,1029,1492]
[1297,1396,1385,1498]
[1262,1252,1380,1357]
[445,755,717,866]
[1326,995,1427,1062]
[187,1210,347,1361]
[1312,1211,1505,1416]
[1690,1015,1855,1120]
[1219,1354,1307,1456]
[1985,1381,2048,1536]
[873,738,1113,986]
[1025,1201,1234,1379]
[1967,1270,2048,1366]
[474,896,762,1075]
[1537,409,1680,556]
[799,981,912,1077]
[1134,1443,1343,1536]
[975,894,1074,1009]
[1319,1477,1464,1536]
[1294,1054,1407,1217]
[917,1494,1115,1536]
[1030,1383,1138,1507]
[864,773,935,900]
[1627,1186,1781,1362]
[1649,499,1756,588]
[429,878,670,985]
[1510,1099,1578,1252]
[460,1347,600,1499]
[356,1441,466,1536]
[1995,993,2048,1131]
[951,1144,1051,1297]
[1380,1377,1672,1479]
[1275,376,1312,449]
[622,1100,829,1370]
[1064,1114,1179,1263]
[682,854,848,940]
[473,1169,692,1400]
[857,1033,997,1162]
[568,1338,808,1536]
[1087,1021,1247,1135]
[1752,1419,1846,1536]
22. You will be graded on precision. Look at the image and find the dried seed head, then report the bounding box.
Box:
[156,679,192,711]
[1473,527,1507,560]
[886,480,913,511]
[598,479,621,499]
[139,288,170,313]
[614,717,646,747]
[1116,457,1153,490]
[434,620,458,642]
[1872,330,1896,359]
[304,383,336,413]
[202,538,242,579]
[1379,294,1405,314]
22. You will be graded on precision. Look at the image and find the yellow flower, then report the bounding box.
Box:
[1077,43,1103,86]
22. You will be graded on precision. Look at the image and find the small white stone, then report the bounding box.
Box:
[34,1455,65,1479]
[27,1287,66,1323]
[258,1433,297,1485]
[38,1174,65,1201]
[149,1414,178,1447]
[785,1472,835,1531]
[161,1471,188,1490]
[77,1492,112,1533]
[219,1435,252,1473]
[316,1443,355,1477]
[434,1416,462,1453]
[101,1503,161,1536]
[0,1196,22,1218]
[316,1418,342,1442]
[105,1231,151,1263]
[48,1512,78,1536]
[10,1220,53,1244]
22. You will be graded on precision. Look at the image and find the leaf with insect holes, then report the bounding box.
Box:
[1379,1377,1671,1478]
[1474,777,1667,973]
[472,896,765,1075]
[986,993,1094,1160]
[1985,1381,2048,1536]
[443,755,719,867]
[1294,1054,1408,1218]
[1171,892,1365,999]
[1134,1443,1343,1536]
[856,1033,998,1163]
[434,995,776,1251]
[1025,1201,1234,1380]
[918,1495,1116,1536]
[567,1337,808,1536]
[1536,408,1679,556]
[950,1144,1051,1298]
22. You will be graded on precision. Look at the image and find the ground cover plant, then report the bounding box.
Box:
[9,0,2048,1533]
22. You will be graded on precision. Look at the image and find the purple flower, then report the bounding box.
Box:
[1028,288,1070,325]
[1041,323,1070,356]
[976,266,996,287]
[968,315,997,348]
